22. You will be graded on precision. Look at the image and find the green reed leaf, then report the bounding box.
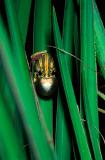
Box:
[53,7,91,159]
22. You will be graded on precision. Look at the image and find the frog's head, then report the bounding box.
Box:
[31,51,58,97]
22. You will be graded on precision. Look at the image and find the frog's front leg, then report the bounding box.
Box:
[33,72,38,83]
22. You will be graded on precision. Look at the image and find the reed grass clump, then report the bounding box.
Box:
[0,0,105,159]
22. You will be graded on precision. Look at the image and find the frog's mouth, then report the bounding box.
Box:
[35,77,58,97]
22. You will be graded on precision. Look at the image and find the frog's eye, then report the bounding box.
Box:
[38,70,43,76]
[50,69,56,75]
[51,70,55,75]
